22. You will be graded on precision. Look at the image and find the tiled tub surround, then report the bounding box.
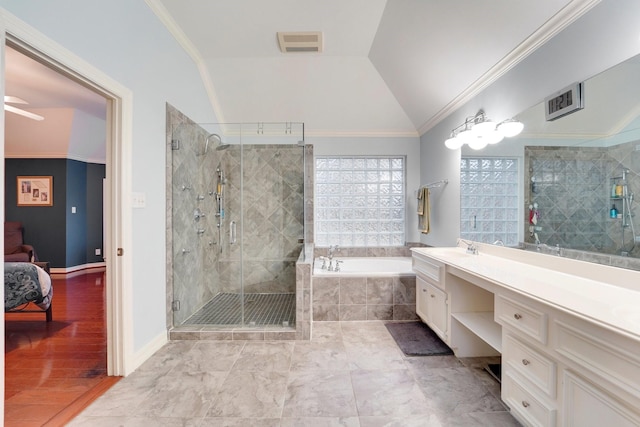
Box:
[312,247,418,322]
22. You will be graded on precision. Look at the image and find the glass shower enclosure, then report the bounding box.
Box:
[170,122,305,329]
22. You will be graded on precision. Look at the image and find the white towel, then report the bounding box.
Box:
[418,188,430,234]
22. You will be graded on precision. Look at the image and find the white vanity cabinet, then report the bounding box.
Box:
[497,288,640,427]
[413,253,448,342]
[411,245,640,427]
[498,292,558,427]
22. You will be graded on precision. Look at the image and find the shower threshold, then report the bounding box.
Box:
[182,292,295,327]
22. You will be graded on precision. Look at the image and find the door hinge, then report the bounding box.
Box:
[172,300,180,311]
[117,248,124,256]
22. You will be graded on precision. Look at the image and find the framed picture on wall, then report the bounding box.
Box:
[17,176,53,206]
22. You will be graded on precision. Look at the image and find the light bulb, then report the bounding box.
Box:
[472,120,496,136]
[445,135,464,150]
[486,131,504,145]
[468,137,489,150]
[497,119,524,137]
[456,127,474,142]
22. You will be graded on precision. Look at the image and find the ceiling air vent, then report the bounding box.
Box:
[277,32,323,53]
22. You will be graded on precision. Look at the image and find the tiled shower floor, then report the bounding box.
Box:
[183,292,296,326]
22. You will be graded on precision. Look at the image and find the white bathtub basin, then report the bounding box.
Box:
[313,257,414,276]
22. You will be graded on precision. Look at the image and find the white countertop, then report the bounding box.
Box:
[411,246,640,340]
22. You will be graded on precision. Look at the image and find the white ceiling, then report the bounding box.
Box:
[153,0,580,137]
[3,0,608,161]
[4,45,107,162]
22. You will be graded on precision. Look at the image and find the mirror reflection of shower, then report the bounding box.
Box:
[621,168,637,255]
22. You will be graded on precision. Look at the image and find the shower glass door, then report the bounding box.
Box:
[171,122,304,328]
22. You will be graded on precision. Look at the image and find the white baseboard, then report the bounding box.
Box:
[50,262,106,277]
[128,330,168,375]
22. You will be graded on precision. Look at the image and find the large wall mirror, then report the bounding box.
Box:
[464,53,640,265]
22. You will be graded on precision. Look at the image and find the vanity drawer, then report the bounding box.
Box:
[504,334,556,398]
[412,254,443,287]
[503,371,557,427]
[554,319,640,401]
[496,295,548,345]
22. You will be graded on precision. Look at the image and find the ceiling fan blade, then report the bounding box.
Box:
[4,95,28,104]
[5,104,44,121]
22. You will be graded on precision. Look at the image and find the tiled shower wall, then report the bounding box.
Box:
[217,144,305,295]
[525,140,640,257]
[167,105,224,327]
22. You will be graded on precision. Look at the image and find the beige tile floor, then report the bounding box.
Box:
[69,321,522,426]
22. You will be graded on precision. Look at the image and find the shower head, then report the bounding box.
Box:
[203,133,230,154]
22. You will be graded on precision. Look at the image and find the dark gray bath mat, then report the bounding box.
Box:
[385,321,453,356]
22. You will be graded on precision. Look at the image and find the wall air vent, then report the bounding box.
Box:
[277,31,323,53]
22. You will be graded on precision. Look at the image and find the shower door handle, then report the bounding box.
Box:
[230,221,237,245]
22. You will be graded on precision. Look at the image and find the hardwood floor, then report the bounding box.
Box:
[4,270,118,426]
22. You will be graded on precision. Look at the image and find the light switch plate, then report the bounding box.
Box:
[132,192,146,208]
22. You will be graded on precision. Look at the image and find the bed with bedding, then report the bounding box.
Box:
[4,262,52,321]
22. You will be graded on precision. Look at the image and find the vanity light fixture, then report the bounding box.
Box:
[444,111,523,150]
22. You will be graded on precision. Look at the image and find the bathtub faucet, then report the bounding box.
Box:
[327,259,343,272]
[328,244,339,260]
[319,256,328,270]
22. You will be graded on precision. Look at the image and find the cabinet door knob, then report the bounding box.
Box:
[514,313,523,320]
[522,401,530,408]
[422,289,427,292]
[522,359,530,366]
[430,294,435,298]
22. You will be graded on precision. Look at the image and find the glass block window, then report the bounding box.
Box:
[460,157,519,246]
[315,156,405,247]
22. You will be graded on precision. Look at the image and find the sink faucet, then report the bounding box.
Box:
[493,239,504,246]
[536,243,562,256]
[459,239,478,255]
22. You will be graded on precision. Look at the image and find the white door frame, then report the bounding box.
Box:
[0,11,133,376]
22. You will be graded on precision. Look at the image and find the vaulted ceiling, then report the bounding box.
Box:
[151,0,585,137]
[4,0,604,162]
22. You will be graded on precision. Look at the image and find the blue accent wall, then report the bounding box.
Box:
[5,159,105,269]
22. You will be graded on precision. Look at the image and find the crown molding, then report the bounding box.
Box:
[417,0,602,136]
[145,0,224,122]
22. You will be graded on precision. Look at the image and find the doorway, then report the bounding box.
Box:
[1,15,131,385]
